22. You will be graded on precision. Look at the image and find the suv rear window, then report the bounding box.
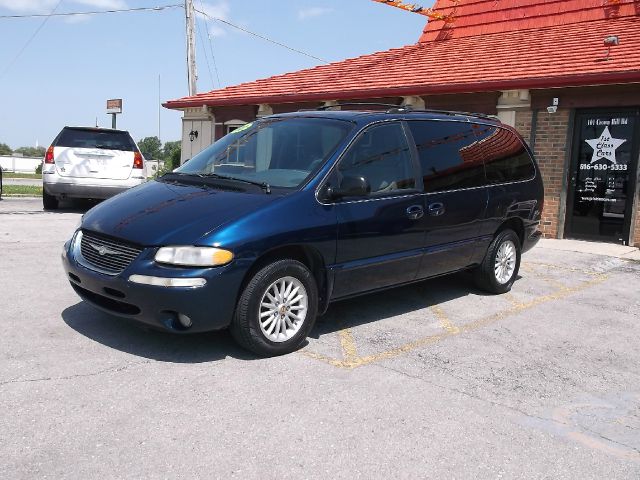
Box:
[56,128,136,151]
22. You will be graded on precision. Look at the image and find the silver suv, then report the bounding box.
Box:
[42,126,146,209]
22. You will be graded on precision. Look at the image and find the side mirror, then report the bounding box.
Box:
[325,175,370,201]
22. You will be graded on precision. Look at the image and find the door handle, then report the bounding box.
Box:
[427,202,445,216]
[406,204,424,220]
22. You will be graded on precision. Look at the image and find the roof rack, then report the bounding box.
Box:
[315,102,405,111]
[301,102,500,121]
[398,108,500,121]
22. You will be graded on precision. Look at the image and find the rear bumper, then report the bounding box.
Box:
[61,236,249,333]
[44,176,145,200]
[522,222,542,254]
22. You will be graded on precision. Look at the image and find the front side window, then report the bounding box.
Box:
[408,120,485,192]
[177,117,353,188]
[337,122,415,195]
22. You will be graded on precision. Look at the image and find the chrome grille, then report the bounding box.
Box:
[79,230,143,275]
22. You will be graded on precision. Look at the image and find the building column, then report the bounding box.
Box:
[496,90,531,127]
[256,104,273,118]
[401,96,426,109]
[181,106,214,164]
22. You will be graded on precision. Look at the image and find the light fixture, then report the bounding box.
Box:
[603,35,619,61]
[189,130,199,142]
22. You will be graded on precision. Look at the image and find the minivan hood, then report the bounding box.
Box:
[81,180,281,246]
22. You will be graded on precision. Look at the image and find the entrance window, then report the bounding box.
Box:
[566,110,639,244]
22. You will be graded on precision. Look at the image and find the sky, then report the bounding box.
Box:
[0,0,428,149]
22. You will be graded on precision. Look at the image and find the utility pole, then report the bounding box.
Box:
[185,0,197,96]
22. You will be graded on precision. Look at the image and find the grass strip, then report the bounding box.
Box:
[1,185,43,196]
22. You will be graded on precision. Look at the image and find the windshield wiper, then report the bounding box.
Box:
[197,173,271,194]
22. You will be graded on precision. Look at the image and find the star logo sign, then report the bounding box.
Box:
[584,126,626,164]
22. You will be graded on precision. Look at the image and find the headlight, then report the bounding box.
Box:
[155,246,234,267]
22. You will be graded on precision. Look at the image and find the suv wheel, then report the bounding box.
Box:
[43,190,59,210]
[230,259,318,356]
[473,229,521,294]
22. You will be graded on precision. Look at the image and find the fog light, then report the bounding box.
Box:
[128,275,206,288]
[178,313,192,328]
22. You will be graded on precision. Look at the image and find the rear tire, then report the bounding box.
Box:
[230,259,318,357]
[473,229,521,294]
[43,190,59,210]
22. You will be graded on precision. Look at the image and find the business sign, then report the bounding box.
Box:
[106,98,122,114]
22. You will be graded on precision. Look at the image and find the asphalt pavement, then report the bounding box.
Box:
[1,197,639,479]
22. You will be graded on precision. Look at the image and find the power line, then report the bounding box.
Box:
[0,0,63,80]
[195,11,215,89]
[193,8,329,64]
[0,4,182,19]
[197,0,222,88]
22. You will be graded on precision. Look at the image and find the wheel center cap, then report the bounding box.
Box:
[279,305,287,315]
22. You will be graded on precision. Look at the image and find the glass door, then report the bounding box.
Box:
[565,109,639,244]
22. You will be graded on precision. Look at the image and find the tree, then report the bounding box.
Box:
[0,143,11,155]
[138,136,162,160]
[162,140,182,170]
[14,146,45,158]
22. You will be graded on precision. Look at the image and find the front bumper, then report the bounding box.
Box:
[61,236,249,333]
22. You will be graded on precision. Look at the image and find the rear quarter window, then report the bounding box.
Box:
[56,129,136,151]
[471,124,536,184]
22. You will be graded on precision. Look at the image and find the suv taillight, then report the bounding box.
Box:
[45,146,54,164]
[133,152,144,169]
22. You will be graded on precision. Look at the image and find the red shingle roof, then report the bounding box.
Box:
[420,0,640,41]
[164,1,640,109]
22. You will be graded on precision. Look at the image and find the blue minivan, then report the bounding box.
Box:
[62,107,544,356]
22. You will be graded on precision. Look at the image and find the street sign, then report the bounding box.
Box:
[106,99,122,114]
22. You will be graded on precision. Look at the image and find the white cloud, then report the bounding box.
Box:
[74,0,127,8]
[0,0,127,13]
[0,0,58,13]
[297,6,333,20]
[196,1,230,37]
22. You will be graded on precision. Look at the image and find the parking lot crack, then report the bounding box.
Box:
[370,362,566,426]
[0,360,153,387]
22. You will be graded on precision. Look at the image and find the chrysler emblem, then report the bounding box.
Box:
[88,242,121,256]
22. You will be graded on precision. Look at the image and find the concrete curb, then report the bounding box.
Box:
[537,238,640,261]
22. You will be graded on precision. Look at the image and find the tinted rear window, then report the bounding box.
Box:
[472,124,535,184]
[56,129,136,151]
[408,120,486,192]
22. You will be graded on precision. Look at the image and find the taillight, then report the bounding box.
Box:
[45,146,54,164]
[133,152,144,169]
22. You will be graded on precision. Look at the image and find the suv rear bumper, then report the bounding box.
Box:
[44,176,145,199]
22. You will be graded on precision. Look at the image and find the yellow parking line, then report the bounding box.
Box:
[338,327,359,362]
[300,272,608,369]
[431,305,459,333]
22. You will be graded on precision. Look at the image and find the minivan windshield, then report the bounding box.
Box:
[175,117,353,188]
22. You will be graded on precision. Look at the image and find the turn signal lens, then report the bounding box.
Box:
[45,146,54,164]
[155,246,234,267]
[133,151,144,169]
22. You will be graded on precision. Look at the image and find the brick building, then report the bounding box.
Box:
[164,0,640,246]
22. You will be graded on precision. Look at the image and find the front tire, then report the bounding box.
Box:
[473,229,521,294]
[230,259,318,357]
[43,190,59,210]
